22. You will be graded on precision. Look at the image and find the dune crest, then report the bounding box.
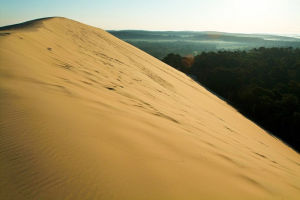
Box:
[0,17,299,199]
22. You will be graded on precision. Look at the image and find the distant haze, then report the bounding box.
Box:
[1,0,300,34]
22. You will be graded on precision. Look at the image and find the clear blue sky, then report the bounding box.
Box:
[1,0,300,34]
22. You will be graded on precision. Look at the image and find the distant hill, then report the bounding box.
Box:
[109,30,300,58]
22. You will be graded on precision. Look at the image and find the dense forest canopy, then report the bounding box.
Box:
[162,47,300,152]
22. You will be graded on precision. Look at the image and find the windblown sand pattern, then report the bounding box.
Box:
[0,17,300,199]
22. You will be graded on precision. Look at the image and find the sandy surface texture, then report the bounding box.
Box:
[0,17,300,200]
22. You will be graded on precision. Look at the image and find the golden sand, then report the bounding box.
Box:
[0,17,299,199]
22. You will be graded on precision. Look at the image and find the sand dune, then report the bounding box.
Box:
[0,17,299,199]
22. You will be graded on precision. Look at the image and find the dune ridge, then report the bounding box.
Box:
[0,17,300,199]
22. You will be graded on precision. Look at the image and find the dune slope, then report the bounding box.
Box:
[0,17,300,200]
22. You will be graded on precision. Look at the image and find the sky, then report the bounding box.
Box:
[0,0,300,34]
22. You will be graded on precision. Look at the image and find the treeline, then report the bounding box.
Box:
[162,47,300,152]
[110,30,300,59]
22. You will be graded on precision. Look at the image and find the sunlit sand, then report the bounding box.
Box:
[0,17,299,199]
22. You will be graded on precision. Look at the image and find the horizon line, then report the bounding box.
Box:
[1,16,300,36]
